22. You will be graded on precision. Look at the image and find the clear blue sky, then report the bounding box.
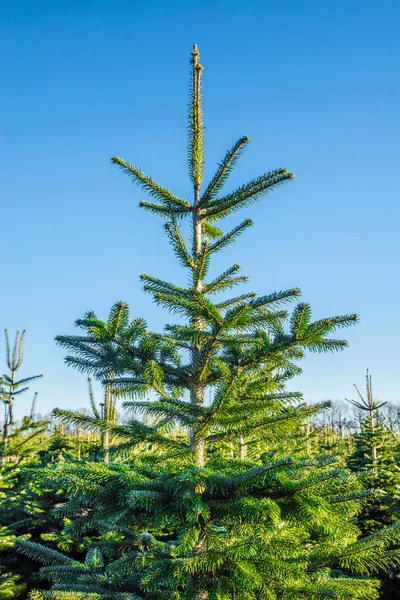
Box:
[1,0,399,419]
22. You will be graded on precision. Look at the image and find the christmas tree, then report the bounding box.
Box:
[16,45,400,600]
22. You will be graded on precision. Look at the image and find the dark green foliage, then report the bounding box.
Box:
[347,372,400,598]
[348,372,400,531]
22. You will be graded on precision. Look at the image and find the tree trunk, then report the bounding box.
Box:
[2,421,9,461]
[103,429,110,464]
[2,375,15,460]
[103,380,112,464]
[190,186,205,469]
[238,435,247,460]
[306,421,312,457]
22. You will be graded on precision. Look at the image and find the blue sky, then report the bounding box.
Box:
[1,0,399,419]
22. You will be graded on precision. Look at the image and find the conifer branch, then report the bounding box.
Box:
[164,221,194,269]
[202,264,245,294]
[202,169,294,221]
[111,156,190,214]
[207,219,253,255]
[201,221,223,239]
[14,539,77,566]
[215,292,258,311]
[200,136,250,205]
[140,274,188,297]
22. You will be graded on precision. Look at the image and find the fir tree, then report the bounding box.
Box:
[0,330,43,458]
[347,371,400,493]
[347,372,400,598]
[16,45,400,600]
[55,302,137,463]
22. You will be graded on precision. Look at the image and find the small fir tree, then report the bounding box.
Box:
[0,330,43,458]
[347,372,400,599]
[347,372,400,494]
[55,302,135,462]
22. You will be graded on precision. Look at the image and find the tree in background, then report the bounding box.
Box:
[347,372,400,599]
[348,371,400,530]
[15,46,400,599]
[55,302,138,463]
[0,330,43,458]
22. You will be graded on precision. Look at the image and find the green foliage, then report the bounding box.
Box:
[0,432,99,599]
[347,372,400,597]
[0,369,101,599]
[348,372,400,529]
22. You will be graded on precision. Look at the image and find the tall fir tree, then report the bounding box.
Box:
[16,45,400,600]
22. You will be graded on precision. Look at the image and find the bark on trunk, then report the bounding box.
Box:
[190,186,205,469]
[238,435,247,460]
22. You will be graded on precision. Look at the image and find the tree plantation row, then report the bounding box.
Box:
[1,46,399,600]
